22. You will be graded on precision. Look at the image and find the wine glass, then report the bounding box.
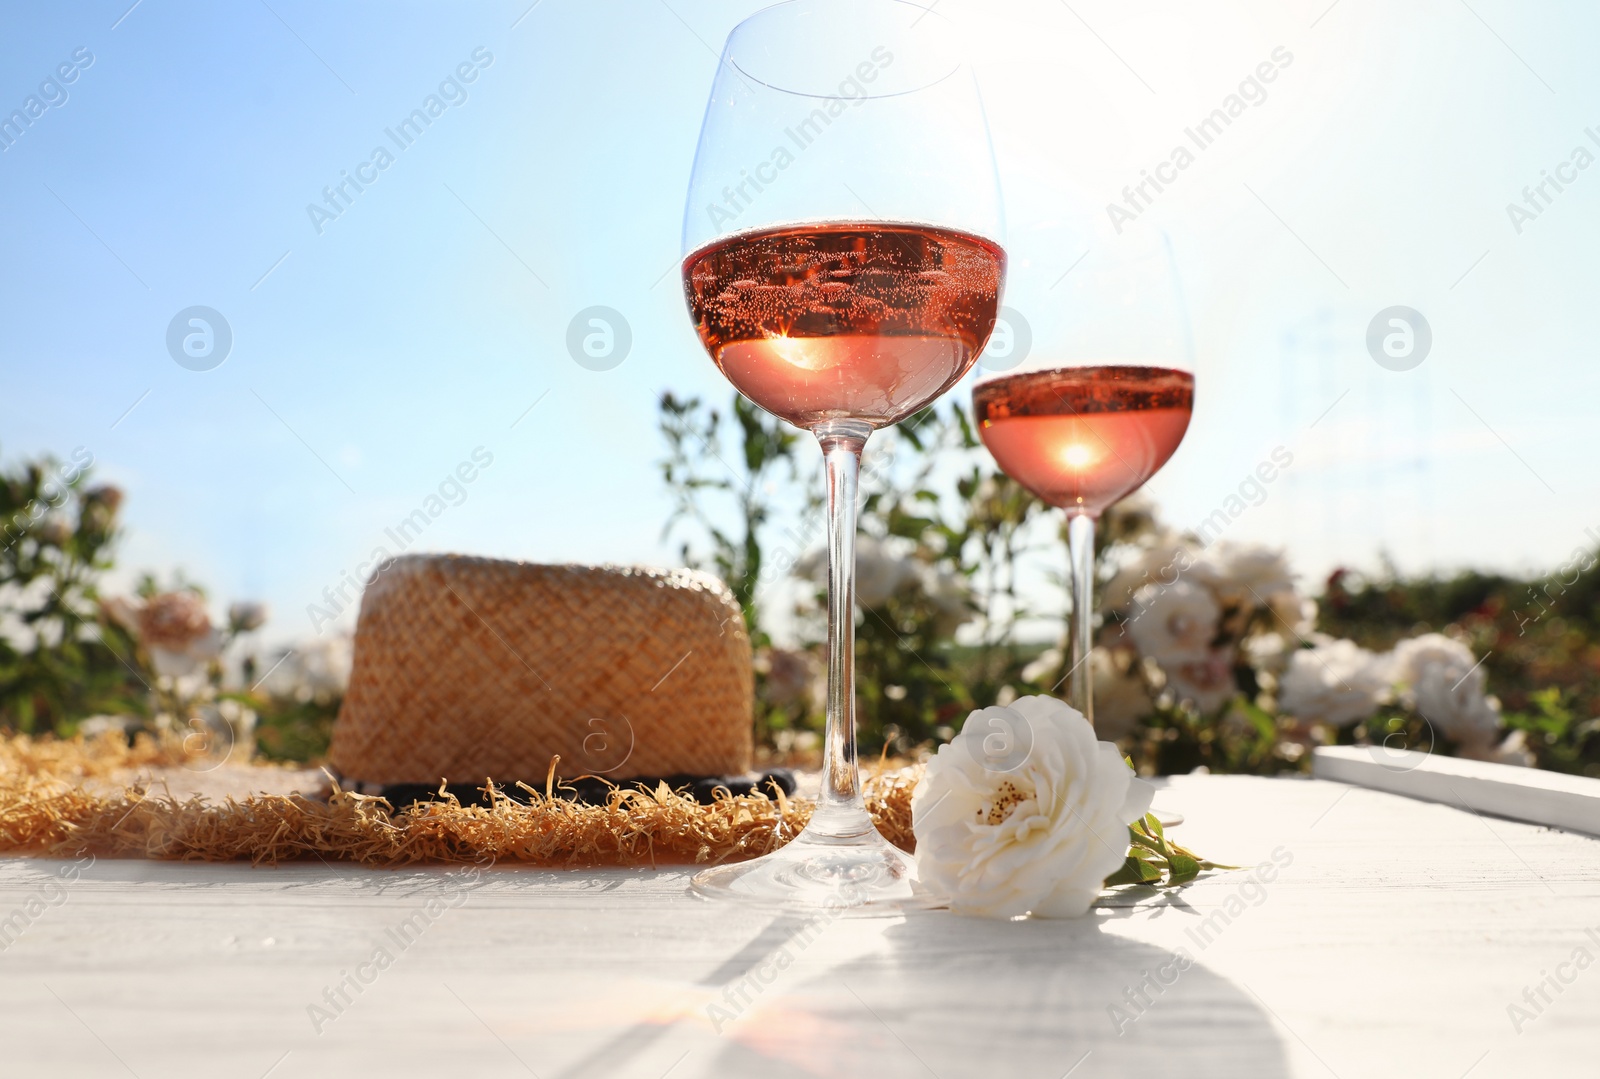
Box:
[972,228,1194,726]
[680,0,1004,911]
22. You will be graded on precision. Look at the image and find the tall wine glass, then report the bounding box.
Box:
[973,228,1193,726]
[681,0,1004,910]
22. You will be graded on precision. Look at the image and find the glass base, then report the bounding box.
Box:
[690,804,941,914]
[1148,794,1185,829]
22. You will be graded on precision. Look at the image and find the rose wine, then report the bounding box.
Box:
[974,365,1194,516]
[683,223,1004,429]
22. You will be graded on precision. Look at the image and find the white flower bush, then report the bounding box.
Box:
[1058,514,1531,768]
[1260,631,1525,764]
[1388,633,1503,750]
[1110,544,1294,716]
[1277,638,1392,728]
[832,494,1534,774]
[911,695,1154,919]
[1102,532,1321,722]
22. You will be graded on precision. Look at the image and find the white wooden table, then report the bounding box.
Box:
[2,774,1595,1078]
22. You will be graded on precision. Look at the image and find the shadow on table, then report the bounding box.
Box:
[539,897,1291,1079]
[697,911,1292,1079]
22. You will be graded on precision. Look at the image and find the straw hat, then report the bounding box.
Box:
[329,555,753,785]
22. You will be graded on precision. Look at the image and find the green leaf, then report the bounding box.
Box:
[1102,857,1144,887]
[1166,851,1201,884]
[1142,812,1166,845]
[1104,854,1163,887]
[1134,813,1174,858]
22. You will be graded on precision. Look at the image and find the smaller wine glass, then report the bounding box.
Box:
[972,229,1194,725]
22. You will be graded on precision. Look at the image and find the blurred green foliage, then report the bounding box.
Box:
[659,391,799,637]
[0,448,146,732]
[249,693,341,764]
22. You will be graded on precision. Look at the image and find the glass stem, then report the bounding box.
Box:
[811,419,874,839]
[1066,511,1097,725]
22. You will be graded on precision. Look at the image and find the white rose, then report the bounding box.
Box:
[1126,580,1219,668]
[911,695,1154,919]
[1388,633,1503,749]
[1278,637,1390,727]
[1164,647,1237,714]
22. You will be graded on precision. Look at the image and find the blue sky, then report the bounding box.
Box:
[3,0,1597,646]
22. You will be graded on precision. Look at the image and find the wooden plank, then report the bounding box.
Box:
[1312,746,1600,838]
